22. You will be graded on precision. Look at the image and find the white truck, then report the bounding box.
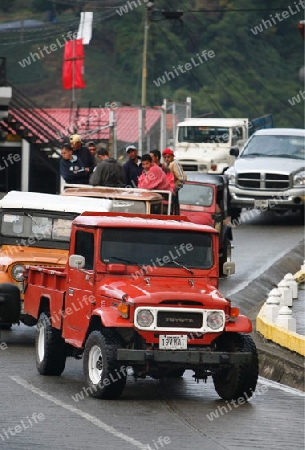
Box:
[175,118,249,174]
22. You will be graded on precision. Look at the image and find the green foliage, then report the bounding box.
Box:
[0,0,304,127]
[0,0,16,12]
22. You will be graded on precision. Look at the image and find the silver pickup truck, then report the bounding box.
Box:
[225,128,305,219]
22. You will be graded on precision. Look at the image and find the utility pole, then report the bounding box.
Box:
[140,1,154,155]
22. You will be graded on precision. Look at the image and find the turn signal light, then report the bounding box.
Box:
[229,307,240,321]
[118,303,130,319]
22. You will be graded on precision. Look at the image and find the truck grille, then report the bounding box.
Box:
[237,173,290,190]
[157,311,203,328]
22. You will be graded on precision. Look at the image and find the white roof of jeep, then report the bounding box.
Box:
[252,128,305,136]
[178,118,248,127]
[0,191,113,213]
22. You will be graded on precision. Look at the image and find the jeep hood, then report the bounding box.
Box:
[176,144,229,160]
[97,277,227,307]
[0,246,67,267]
[235,156,304,174]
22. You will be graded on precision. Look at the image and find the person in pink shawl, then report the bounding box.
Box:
[138,154,171,191]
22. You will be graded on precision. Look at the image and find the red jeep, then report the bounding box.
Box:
[22,212,258,401]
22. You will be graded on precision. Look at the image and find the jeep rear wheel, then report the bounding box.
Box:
[83,330,126,399]
[36,312,66,376]
[212,333,258,401]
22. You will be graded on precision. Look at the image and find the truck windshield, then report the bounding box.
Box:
[179,184,214,207]
[0,212,74,242]
[242,135,305,159]
[101,228,213,270]
[178,126,229,144]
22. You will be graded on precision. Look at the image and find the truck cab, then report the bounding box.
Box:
[0,191,112,327]
[179,173,234,276]
[175,118,248,174]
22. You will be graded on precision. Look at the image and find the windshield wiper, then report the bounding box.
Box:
[109,256,148,274]
[170,260,194,275]
[24,212,46,232]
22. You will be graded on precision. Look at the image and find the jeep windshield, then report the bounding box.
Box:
[241,135,305,159]
[179,184,214,207]
[0,210,76,248]
[101,228,213,269]
[178,126,229,144]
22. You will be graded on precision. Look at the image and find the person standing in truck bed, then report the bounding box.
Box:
[162,148,187,214]
[60,143,90,184]
[89,149,125,187]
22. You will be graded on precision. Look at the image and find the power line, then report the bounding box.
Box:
[183,7,303,119]
[178,4,263,117]
[156,23,226,117]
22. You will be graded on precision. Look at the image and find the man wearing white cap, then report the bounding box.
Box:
[69,134,95,175]
[123,145,143,187]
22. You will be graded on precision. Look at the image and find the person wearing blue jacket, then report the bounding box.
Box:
[60,143,90,184]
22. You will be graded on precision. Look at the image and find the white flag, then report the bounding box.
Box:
[77,12,93,45]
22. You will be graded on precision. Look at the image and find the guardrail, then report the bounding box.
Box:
[256,262,305,356]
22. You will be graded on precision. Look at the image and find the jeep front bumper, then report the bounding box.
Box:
[117,349,252,365]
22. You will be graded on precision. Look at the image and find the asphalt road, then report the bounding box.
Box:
[0,209,304,450]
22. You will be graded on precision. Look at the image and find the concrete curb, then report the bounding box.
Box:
[256,303,305,356]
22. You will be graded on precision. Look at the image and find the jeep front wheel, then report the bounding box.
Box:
[36,312,67,376]
[212,333,258,401]
[83,330,126,399]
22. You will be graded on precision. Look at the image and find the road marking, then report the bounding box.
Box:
[258,376,305,397]
[10,375,146,449]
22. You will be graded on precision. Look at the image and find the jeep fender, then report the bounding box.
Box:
[225,315,252,333]
[91,308,133,328]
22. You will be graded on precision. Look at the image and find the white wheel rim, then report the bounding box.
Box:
[88,345,103,384]
[37,324,45,362]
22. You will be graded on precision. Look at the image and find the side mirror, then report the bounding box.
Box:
[230,147,239,157]
[69,254,85,269]
[222,261,235,276]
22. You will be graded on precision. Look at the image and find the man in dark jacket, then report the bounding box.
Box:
[89,149,125,187]
[123,145,143,187]
[60,143,90,184]
[69,134,95,174]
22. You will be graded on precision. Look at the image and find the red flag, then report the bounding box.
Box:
[62,39,86,90]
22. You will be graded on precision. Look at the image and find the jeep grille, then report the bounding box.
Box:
[157,311,203,328]
[182,164,198,171]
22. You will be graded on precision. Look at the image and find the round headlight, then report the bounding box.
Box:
[207,311,224,330]
[137,309,154,327]
[11,264,25,281]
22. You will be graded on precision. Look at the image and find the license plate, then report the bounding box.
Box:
[159,335,187,350]
[254,199,268,208]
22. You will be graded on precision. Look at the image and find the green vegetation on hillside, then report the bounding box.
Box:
[0,0,304,127]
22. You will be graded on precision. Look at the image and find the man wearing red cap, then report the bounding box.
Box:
[162,148,187,214]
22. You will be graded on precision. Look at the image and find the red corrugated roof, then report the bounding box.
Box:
[1,107,161,144]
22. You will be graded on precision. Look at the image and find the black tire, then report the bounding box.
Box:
[0,323,12,330]
[83,330,126,399]
[212,333,258,401]
[166,368,185,378]
[230,207,241,222]
[36,312,66,376]
[219,237,231,277]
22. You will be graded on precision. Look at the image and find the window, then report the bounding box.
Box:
[179,184,214,207]
[101,228,213,269]
[75,231,94,270]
